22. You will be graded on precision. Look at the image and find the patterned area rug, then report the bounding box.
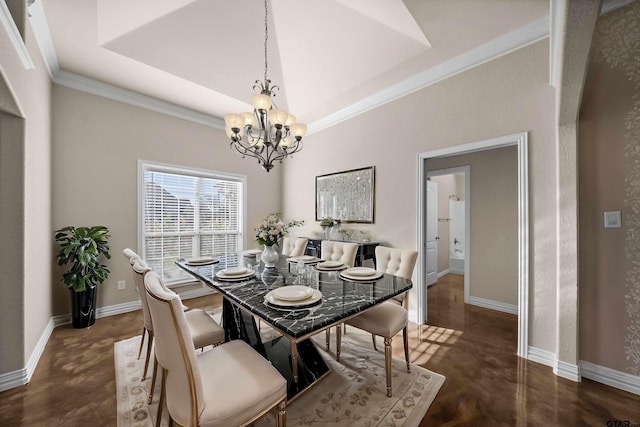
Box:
[115,316,444,427]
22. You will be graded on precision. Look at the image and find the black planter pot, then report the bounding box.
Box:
[71,287,97,328]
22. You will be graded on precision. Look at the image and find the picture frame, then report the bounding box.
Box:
[315,166,375,223]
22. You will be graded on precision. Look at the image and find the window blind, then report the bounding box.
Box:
[140,162,244,285]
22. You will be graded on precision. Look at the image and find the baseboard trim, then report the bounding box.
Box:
[0,367,29,393]
[527,346,581,382]
[437,269,450,278]
[467,296,518,315]
[554,360,581,382]
[527,346,555,367]
[1,288,216,392]
[581,360,640,395]
[526,348,640,392]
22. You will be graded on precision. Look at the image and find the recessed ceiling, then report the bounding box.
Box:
[38,0,549,127]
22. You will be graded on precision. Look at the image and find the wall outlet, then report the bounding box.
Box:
[117,280,126,290]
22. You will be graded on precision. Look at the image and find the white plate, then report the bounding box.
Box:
[345,267,377,276]
[265,289,323,308]
[288,255,321,263]
[339,270,383,282]
[273,285,314,301]
[221,267,248,276]
[215,269,255,280]
[185,257,219,266]
[315,261,346,270]
[243,249,262,256]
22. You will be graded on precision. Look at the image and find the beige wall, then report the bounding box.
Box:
[579,1,640,373]
[428,147,518,306]
[282,40,558,351]
[51,85,282,313]
[0,15,53,374]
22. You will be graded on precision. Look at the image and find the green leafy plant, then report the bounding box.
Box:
[55,226,111,292]
[320,217,336,227]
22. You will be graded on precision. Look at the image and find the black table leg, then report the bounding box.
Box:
[221,298,330,399]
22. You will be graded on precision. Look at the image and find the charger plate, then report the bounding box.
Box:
[315,261,346,271]
[215,268,256,281]
[339,269,383,282]
[265,288,322,308]
[288,255,321,264]
[273,285,314,301]
[185,257,219,266]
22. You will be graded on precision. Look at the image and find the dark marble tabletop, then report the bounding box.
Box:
[176,253,412,340]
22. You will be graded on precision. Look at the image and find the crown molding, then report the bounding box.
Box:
[307,16,550,134]
[27,0,57,77]
[28,2,550,135]
[1,0,34,70]
[53,69,225,129]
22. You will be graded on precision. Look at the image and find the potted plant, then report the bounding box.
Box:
[319,216,337,239]
[54,225,111,328]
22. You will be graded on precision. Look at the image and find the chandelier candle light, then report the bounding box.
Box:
[224,0,307,172]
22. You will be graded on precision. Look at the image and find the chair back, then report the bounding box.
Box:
[144,271,204,427]
[375,246,418,280]
[282,237,309,257]
[321,241,358,267]
[131,258,153,332]
[122,247,141,264]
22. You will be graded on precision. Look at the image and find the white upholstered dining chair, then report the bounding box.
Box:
[320,240,358,266]
[321,240,359,350]
[124,249,224,423]
[144,271,287,427]
[337,246,417,397]
[374,246,418,307]
[281,237,308,257]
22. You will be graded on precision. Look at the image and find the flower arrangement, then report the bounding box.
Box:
[255,213,304,246]
[319,217,336,227]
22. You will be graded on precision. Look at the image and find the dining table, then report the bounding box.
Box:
[176,252,412,400]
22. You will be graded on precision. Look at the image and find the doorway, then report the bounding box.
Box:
[416,132,529,358]
[428,167,470,288]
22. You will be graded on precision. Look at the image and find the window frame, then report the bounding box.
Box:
[137,160,247,286]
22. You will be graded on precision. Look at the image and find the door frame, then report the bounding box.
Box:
[416,132,529,358]
[427,166,471,301]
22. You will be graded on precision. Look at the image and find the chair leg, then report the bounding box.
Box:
[148,355,158,404]
[137,328,147,359]
[156,368,167,427]
[403,327,410,373]
[371,333,377,351]
[336,324,342,361]
[325,328,330,351]
[276,399,287,427]
[142,332,154,380]
[384,336,393,397]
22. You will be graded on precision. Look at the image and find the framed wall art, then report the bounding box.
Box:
[315,166,375,223]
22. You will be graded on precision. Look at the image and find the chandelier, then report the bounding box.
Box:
[224,0,307,172]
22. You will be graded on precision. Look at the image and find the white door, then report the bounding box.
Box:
[426,180,438,285]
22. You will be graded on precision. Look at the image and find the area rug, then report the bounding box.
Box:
[115,318,444,427]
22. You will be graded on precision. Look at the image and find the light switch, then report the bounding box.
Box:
[604,211,621,228]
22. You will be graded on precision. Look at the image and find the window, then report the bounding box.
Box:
[138,161,245,285]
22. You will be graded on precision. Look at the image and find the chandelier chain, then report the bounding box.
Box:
[264,0,268,83]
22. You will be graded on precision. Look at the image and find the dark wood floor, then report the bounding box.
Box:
[1,274,639,426]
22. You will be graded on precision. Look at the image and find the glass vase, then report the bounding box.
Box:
[261,244,279,268]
